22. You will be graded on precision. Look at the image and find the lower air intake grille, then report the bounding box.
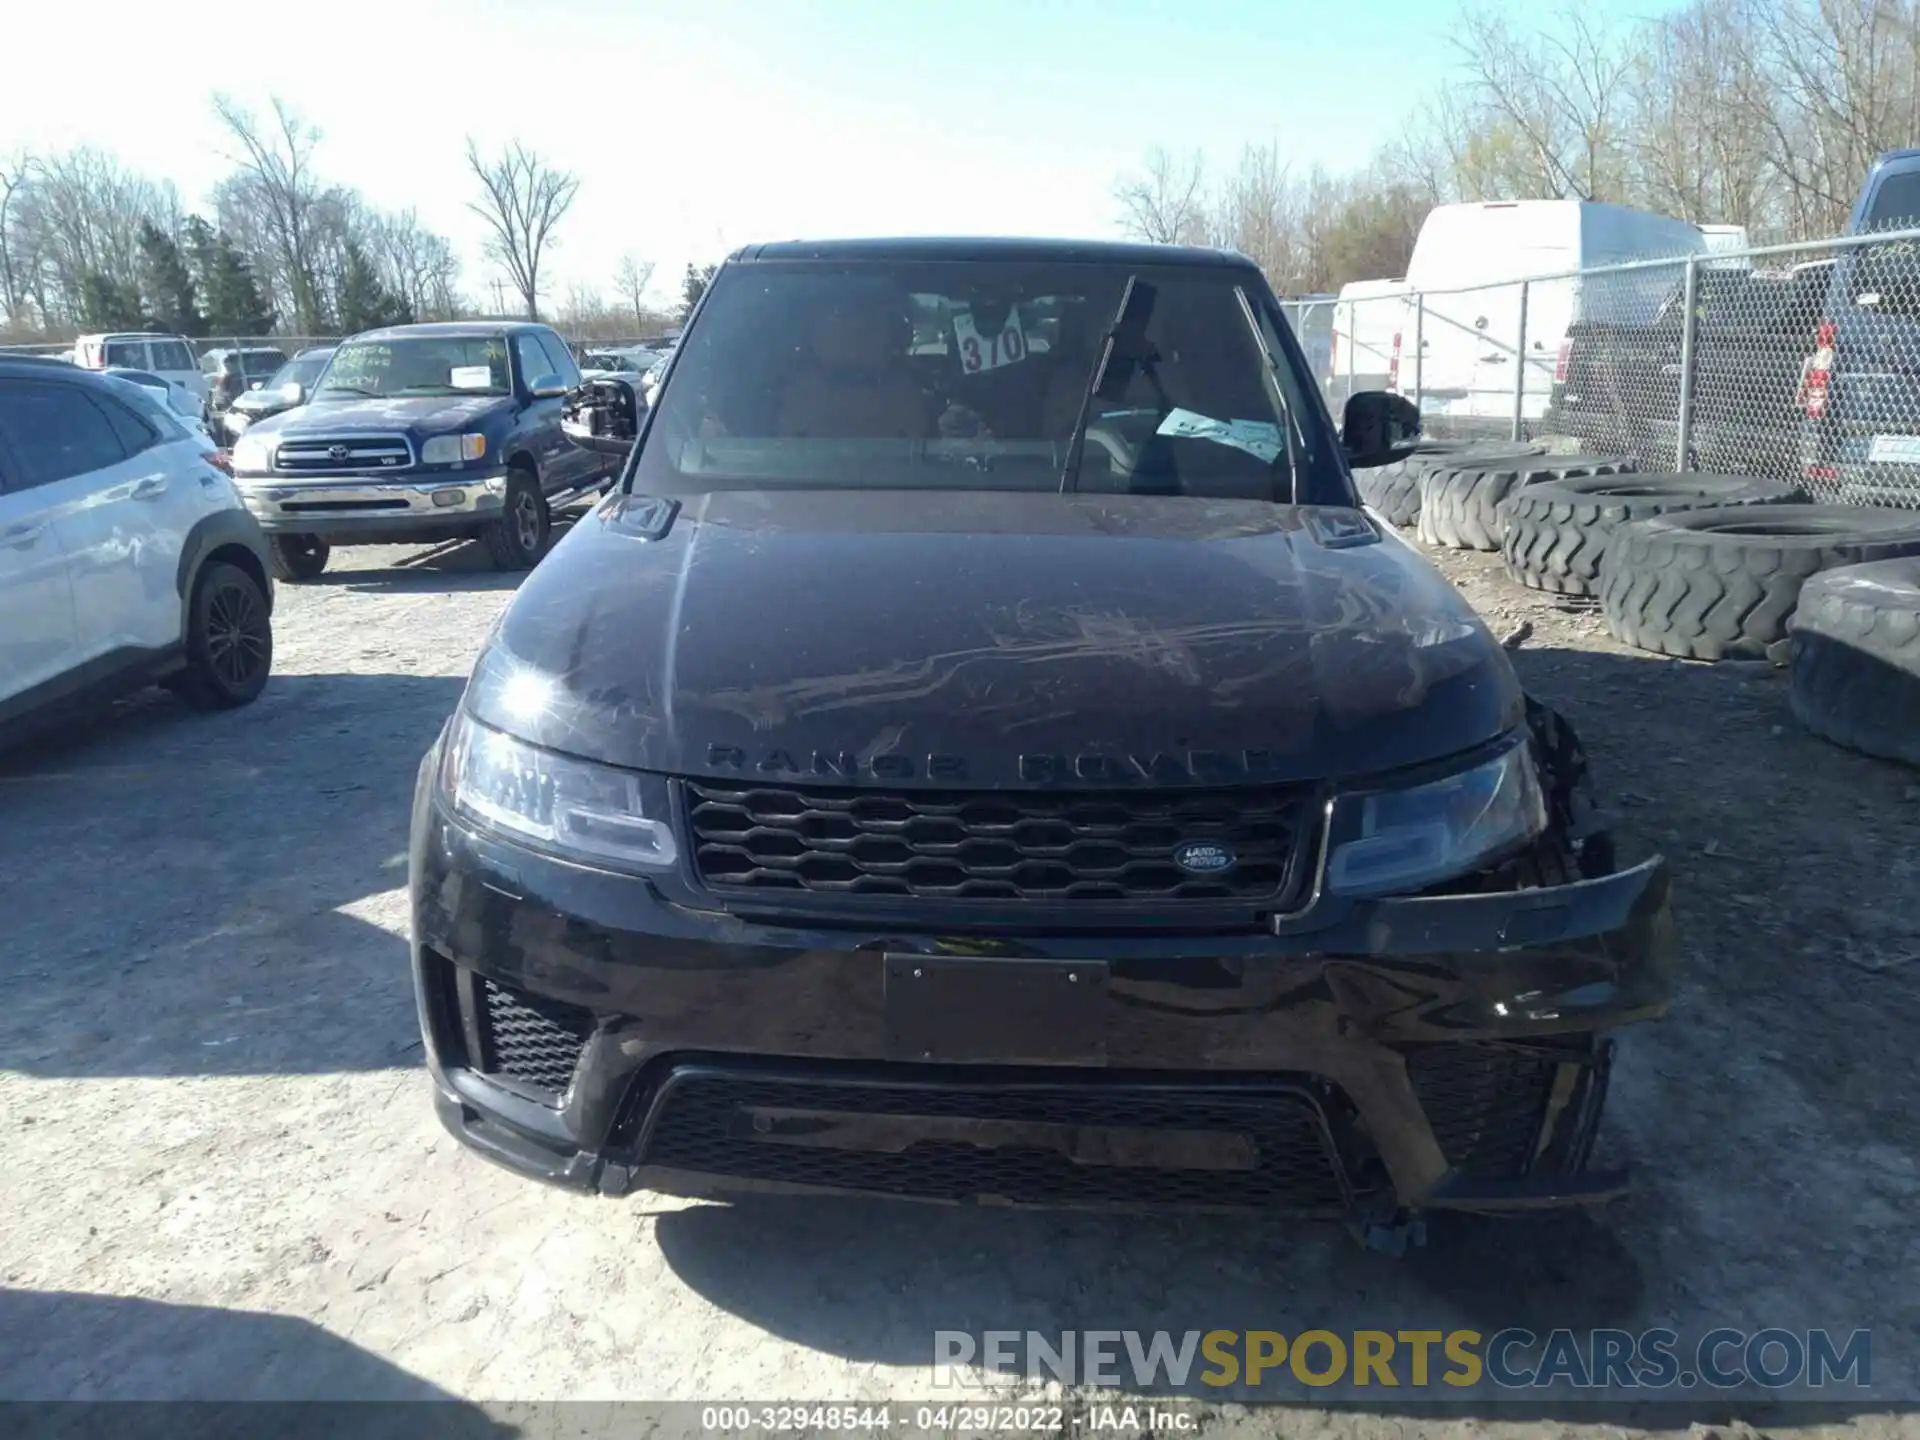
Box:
[1406,1041,1568,1179]
[638,1071,1350,1210]
[683,780,1311,903]
[478,979,593,1096]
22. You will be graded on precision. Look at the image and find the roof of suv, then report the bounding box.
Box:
[0,355,116,380]
[349,321,547,342]
[727,236,1253,268]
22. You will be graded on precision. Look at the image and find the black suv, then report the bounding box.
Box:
[409,238,1674,1233]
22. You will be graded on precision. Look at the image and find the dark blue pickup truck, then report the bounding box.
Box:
[1800,149,1920,507]
[227,321,617,580]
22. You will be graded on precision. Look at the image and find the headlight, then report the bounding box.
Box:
[421,432,487,465]
[1324,742,1546,897]
[226,411,251,433]
[230,434,274,473]
[441,711,677,873]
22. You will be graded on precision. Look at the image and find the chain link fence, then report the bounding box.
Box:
[1286,227,1920,511]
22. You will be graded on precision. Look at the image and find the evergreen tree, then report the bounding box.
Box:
[78,270,145,331]
[678,262,716,324]
[334,239,412,333]
[184,216,275,337]
[138,221,205,336]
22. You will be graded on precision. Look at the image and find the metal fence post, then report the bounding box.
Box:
[1412,293,1425,413]
[1511,280,1530,443]
[1343,298,1355,404]
[1674,255,1699,472]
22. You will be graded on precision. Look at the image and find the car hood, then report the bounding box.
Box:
[255,393,513,437]
[467,490,1523,788]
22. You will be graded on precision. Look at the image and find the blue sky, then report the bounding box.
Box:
[3,0,1655,307]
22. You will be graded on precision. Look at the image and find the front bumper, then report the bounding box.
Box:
[409,756,1676,1218]
[234,472,509,538]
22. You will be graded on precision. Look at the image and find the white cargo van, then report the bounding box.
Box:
[1330,278,1410,406]
[1401,201,1707,437]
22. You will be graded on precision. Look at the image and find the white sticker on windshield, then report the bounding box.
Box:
[450,366,494,390]
[953,307,1029,374]
[1156,408,1284,463]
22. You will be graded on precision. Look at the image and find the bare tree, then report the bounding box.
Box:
[0,151,37,328]
[366,207,462,319]
[1626,0,1778,228]
[1451,6,1636,201]
[465,139,580,320]
[212,95,328,331]
[1209,144,1305,288]
[1114,147,1210,245]
[613,253,654,330]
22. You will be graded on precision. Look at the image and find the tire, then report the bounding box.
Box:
[1787,558,1920,766]
[171,561,273,710]
[1417,454,1637,552]
[483,469,549,570]
[1598,506,1920,661]
[268,534,330,582]
[1354,441,1544,528]
[1501,473,1807,598]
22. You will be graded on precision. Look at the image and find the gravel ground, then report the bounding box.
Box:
[1,521,1916,1437]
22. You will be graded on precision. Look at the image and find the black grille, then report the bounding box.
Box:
[639,1071,1349,1209]
[1407,1042,1568,1179]
[684,781,1311,903]
[272,434,412,472]
[478,979,593,1096]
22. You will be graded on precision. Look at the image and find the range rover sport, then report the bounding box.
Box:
[408,237,1675,1238]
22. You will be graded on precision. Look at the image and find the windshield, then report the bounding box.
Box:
[317,335,511,399]
[268,353,331,391]
[630,259,1343,504]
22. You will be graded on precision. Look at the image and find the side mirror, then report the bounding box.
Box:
[279,382,306,404]
[562,377,644,456]
[1342,391,1422,468]
[529,373,570,399]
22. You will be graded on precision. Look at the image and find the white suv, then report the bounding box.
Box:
[73,332,211,412]
[0,357,275,741]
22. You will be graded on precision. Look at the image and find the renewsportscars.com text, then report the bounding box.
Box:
[932,1328,1872,1392]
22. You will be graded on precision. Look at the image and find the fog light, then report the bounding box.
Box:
[431,488,465,508]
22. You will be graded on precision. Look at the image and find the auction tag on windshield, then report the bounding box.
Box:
[1868,433,1920,463]
[953,307,1029,374]
[1156,407,1284,463]
[450,366,494,390]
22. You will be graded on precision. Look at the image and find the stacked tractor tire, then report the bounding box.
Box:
[1362,445,1920,769]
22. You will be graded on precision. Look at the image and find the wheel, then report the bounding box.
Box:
[172,562,273,710]
[1417,454,1636,552]
[1354,441,1543,528]
[1501,473,1807,597]
[268,534,330,582]
[1598,506,1920,661]
[1788,558,1920,766]
[483,469,549,570]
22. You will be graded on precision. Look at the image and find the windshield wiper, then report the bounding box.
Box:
[1058,277,1162,494]
[318,384,380,397]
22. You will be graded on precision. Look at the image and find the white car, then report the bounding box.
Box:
[72,332,210,409]
[0,356,275,739]
[103,367,218,444]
